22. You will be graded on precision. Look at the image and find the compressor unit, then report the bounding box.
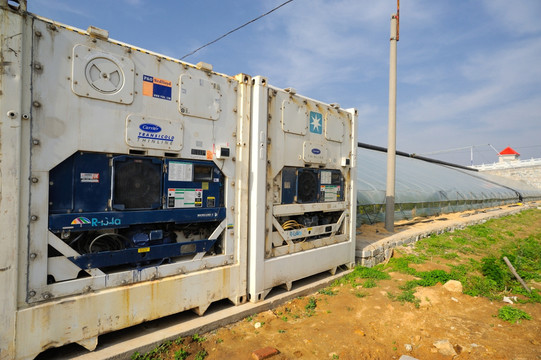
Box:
[47,153,226,273]
[248,77,357,302]
[0,3,251,358]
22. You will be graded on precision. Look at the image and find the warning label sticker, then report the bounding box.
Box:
[320,185,340,202]
[167,188,202,208]
[143,75,172,101]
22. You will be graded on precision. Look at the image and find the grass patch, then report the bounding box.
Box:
[305,297,317,316]
[334,264,391,288]
[318,288,337,296]
[192,333,206,343]
[416,269,452,287]
[498,306,531,323]
[355,291,369,298]
[194,350,208,360]
[363,279,377,288]
[387,290,420,308]
[385,257,419,275]
[174,349,189,360]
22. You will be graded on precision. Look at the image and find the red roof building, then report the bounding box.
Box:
[499,146,520,156]
[498,146,520,162]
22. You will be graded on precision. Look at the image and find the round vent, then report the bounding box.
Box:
[85,57,124,93]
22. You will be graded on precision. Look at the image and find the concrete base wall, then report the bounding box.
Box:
[356,205,531,267]
[480,165,541,189]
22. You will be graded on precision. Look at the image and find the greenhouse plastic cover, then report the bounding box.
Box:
[356,148,541,224]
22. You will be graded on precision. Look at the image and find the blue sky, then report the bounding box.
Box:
[28,0,541,166]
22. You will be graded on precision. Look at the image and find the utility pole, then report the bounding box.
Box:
[385,1,399,232]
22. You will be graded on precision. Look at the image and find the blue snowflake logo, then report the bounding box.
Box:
[309,111,323,134]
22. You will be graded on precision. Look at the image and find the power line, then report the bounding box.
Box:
[180,0,294,60]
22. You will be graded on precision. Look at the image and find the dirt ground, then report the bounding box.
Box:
[192,206,541,360]
[200,273,540,360]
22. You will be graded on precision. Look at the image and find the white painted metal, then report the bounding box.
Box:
[0,5,250,359]
[385,13,398,232]
[248,77,357,302]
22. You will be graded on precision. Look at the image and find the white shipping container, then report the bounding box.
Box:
[248,76,357,302]
[0,3,250,359]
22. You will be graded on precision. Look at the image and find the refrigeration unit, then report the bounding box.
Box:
[0,3,251,358]
[248,77,357,302]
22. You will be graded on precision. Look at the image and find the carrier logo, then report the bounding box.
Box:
[139,123,161,133]
[311,148,321,155]
[71,217,91,225]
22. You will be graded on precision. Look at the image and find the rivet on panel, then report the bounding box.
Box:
[7,110,17,118]
[35,31,42,37]
[23,114,30,120]
[31,215,38,221]
[31,177,39,183]
[32,101,41,108]
[28,291,36,297]
[29,253,37,260]
[32,139,40,145]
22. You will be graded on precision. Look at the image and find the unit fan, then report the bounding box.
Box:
[297,169,318,203]
[112,157,162,210]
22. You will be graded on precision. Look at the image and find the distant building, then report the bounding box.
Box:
[472,146,541,189]
[498,146,520,162]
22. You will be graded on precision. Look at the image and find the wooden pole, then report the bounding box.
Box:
[503,256,531,294]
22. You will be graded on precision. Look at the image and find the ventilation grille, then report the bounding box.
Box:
[297,169,318,203]
[113,158,162,210]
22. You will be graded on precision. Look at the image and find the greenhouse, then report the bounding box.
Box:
[356,145,541,225]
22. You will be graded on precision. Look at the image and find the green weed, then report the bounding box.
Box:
[416,269,452,287]
[355,291,369,298]
[363,279,377,288]
[174,348,189,360]
[498,306,531,323]
[305,297,317,316]
[318,288,337,296]
[194,350,208,360]
[192,333,206,343]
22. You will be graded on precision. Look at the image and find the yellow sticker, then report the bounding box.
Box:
[202,182,209,190]
[137,247,150,253]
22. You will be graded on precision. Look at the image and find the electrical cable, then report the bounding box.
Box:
[88,233,129,253]
[180,0,294,60]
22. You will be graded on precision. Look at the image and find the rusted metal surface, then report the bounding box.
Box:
[15,265,245,359]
